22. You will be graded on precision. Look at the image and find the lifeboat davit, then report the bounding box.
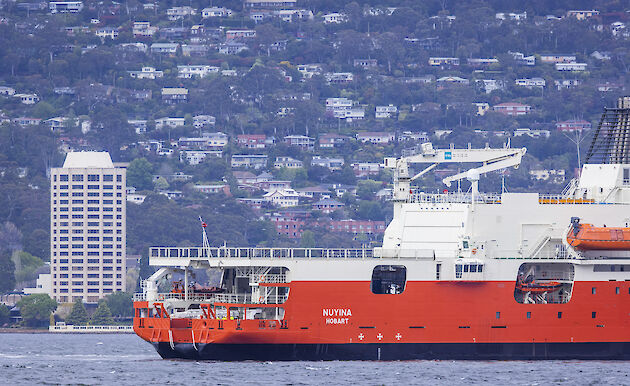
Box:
[567,218,630,250]
[516,280,562,293]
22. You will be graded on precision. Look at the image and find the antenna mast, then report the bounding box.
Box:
[199,216,211,257]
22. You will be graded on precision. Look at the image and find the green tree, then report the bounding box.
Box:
[13,251,44,283]
[17,294,57,327]
[105,292,133,318]
[66,298,89,325]
[127,158,153,190]
[300,230,316,248]
[0,249,15,293]
[91,300,114,325]
[0,303,9,325]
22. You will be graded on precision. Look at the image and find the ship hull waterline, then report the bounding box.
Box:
[150,341,630,361]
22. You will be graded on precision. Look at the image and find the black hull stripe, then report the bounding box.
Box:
[151,342,630,361]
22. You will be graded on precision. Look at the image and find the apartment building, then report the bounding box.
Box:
[50,152,126,304]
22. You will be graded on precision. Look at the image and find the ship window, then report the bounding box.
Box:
[624,168,630,185]
[526,311,531,319]
[496,312,500,319]
[463,265,469,273]
[371,265,406,294]
[478,265,483,273]
[455,264,462,279]
[470,265,477,273]
[592,287,596,294]
[592,312,597,318]
[436,264,441,280]
[557,312,562,319]
[462,241,469,249]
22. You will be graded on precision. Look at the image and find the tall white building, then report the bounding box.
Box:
[50,152,126,304]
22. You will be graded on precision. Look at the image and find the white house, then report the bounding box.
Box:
[193,115,216,128]
[356,132,395,144]
[14,93,39,104]
[177,65,220,78]
[375,105,398,119]
[263,189,299,207]
[555,62,587,71]
[179,150,221,165]
[311,156,344,171]
[231,154,268,169]
[128,67,163,79]
[202,7,233,18]
[323,12,347,24]
[167,6,196,20]
[155,117,185,129]
[515,77,546,88]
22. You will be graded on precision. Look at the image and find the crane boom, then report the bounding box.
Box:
[383,143,526,201]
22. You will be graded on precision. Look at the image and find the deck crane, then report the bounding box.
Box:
[384,142,527,202]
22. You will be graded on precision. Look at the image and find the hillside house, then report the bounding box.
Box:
[151,43,178,55]
[353,59,377,68]
[319,133,349,148]
[167,6,196,20]
[226,29,256,40]
[493,102,531,116]
[428,57,460,66]
[177,65,219,78]
[540,54,577,64]
[312,198,345,213]
[179,150,221,165]
[284,135,315,151]
[323,12,347,24]
[49,1,83,13]
[311,156,344,171]
[264,189,299,207]
[356,132,395,144]
[375,105,398,119]
[556,63,587,71]
[237,134,267,149]
[274,156,303,169]
[128,67,163,79]
[556,119,591,132]
[515,77,546,88]
[202,7,233,18]
[231,154,268,169]
[161,88,188,104]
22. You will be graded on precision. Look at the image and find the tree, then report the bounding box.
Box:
[0,303,9,326]
[13,251,44,283]
[105,291,133,318]
[300,230,316,248]
[0,249,15,293]
[127,158,153,190]
[91,300,114,325]
[17,294,57,327]
[66,298,89,325]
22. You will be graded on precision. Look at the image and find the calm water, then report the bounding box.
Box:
[1,333,629,385]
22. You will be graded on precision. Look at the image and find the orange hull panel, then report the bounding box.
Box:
[134,280,630,345]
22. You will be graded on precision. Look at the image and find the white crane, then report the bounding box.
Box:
[384,142,526,202]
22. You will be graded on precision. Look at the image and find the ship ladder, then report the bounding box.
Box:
[168,329,174,350]
[191,329,198,352]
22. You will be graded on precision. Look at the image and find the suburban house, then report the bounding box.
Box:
[467,58,499,66]
[495,12,527,21]
[556,119,592,132]
[284,135,315,151]
[428,57,460,66]
[515,77,546,88]
[128,120,147,134]
[326,219,386,235]
[556,62,587,71]
[264,189,299,207]
[493,102,531,116]
[95,27,119,39]
[356,132,395,144]
[323,12,347,24]
[161,88,188,104]
[193,184,231,195]
[530,169,566,183]
[179,150,221,165]
[554,79,581,90]
[351,162,381,177]
[49,1,83,13]
[155,117,185,129]
[132,21,158,37]
[325,72,354,84]
[312,198,345,213]
[231,154,268,169]
[167,6,196,20]
[375,105,398,119]
[566,10,599,20]
[513,128,550,138]
[296,64,323,78]
[509,51,535,66]
[319,133,349,148]
[244,0,297,8]
[237,134,267,149]
[274,156,303,169]
[128,67,163,79]
[14,94,39,104]
[226,29,256,40]
[202,7,233,18]
[311,156,344,171]
[150,43,179,54]
[295,186,332,199]
[177,65,219,79]
[540,54,577,64]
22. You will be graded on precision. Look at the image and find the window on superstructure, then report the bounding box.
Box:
[496,312,500,319]
[616,287,620,294]
[371,265,406,294]
[557,312,562,319]
[624,169,630,185]
[526,311,531,319]
[592,312,597,318]
[592,287,596,294]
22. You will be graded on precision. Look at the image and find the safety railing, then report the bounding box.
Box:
[250,274,287,284]
[134,291,289,304]
[149,247,374,260]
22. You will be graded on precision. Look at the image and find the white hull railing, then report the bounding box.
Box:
[150,247,374,260]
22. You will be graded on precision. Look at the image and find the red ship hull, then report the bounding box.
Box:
[134,280,630,360]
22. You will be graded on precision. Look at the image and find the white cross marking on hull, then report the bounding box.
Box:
[395,333,402,341]
[358,333,364,340]
[377,333,383,340]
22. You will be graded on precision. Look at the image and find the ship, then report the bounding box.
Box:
[133,97,630,360]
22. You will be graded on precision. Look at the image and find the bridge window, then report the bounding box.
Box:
[371,265,406,294]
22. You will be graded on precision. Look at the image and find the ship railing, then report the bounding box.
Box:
[492,249,570,260]
[149,247,373,260]
[407,192,599,205]
[134,292,289,304]
[408,192,502,204]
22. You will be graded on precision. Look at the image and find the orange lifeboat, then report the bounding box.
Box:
[567,218,630,250]
[516,280,562,293]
